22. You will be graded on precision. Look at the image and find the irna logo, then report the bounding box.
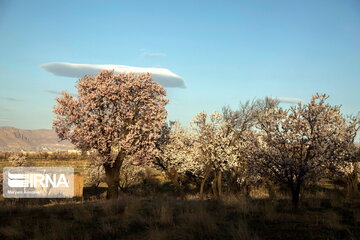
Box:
[7,172,69,188]
[3,167,74,198]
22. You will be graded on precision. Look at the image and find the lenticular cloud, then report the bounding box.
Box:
[41,62,186,88]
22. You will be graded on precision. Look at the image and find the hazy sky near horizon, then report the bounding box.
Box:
[0,0,360,129]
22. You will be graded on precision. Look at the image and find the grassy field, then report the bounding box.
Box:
[0,156,359,240]
[0,159,90,174]
[0,194,359,240]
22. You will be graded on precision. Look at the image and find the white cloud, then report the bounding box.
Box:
[41,62,186,88]
[268,97,302,104]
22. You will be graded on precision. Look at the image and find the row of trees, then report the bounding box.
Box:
[155,95,359,207]
[53,71,359,208]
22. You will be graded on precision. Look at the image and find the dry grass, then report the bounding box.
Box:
[0,154,359,239]
[0,195,359,240]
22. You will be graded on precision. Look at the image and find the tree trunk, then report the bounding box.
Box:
[217,171,222,198]
[266,180,277,199]
[200,178,206,200]
[241,183,250,197]
[104,152,124,199]
[168,169,185,198]
[291,184,301,209]
[211,177,218,197]
[200,171,210,200]
[346,163,359,198]
[346,176,359,198]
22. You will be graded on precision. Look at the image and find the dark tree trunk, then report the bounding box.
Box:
[211,177,218,197]
[200,171,210,200]
[241,183,251,197]
[104,152,124,199]
[290,184,301,209]
[200,178,206,200]
[167,168,185,198]
[217,171,222,198]
[266,180,277,199]
[346,176,359,198]
[346,163,359,198]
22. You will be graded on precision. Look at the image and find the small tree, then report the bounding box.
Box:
[190,112,239,199]
[334,144,360,198]
[85,155,105,188]
[156,106,261,199]
[119,159,144,191]
[8,153,29,167]
[155,121,199,196]
[189,110,257,199]
[53,71,168,198]
[253,94,358,208]
[221,101,265,196]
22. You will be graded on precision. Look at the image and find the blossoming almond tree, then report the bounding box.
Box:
[154,122,199,196]
[157,102,262,199]
[189,112,238,198]
[333,143,360,198]
[221,102,266,195]
[53,71,168,198]
[156,114,236,199]
[253,94,358,208]
[189,110,259,198]
[85,153,105,188]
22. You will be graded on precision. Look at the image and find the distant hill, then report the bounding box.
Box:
[0,126,74,151]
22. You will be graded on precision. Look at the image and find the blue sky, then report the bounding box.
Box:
[0,0,359,129]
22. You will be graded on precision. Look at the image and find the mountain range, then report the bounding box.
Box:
[0,126,74,151]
